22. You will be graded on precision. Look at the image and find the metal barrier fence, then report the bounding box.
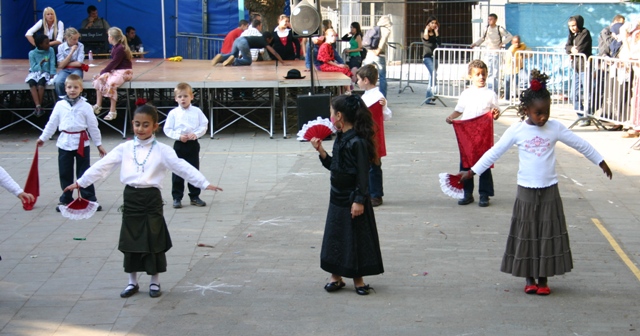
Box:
[431,48,508,103]
[504,51,587,118]
[587,56,638,129]
[176,34,224,60]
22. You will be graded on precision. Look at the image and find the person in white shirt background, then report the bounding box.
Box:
[460,69,612,296]
[471,13,512,95]
[25,7,64,50]
[64,105,222,299]
[163,82,209,209]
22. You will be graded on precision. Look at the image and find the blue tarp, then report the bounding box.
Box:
[1,0,247,59]
[505,3,640,49]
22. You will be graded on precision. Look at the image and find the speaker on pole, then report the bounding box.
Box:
[290,0,321,37]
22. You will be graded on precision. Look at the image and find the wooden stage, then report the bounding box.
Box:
[0,59,350,138]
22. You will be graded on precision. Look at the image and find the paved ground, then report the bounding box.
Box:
[0,83,639,335]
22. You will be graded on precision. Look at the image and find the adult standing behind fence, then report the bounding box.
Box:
[363,15,393,98]
[504,35,527,101]
[470,13,512,95]
[422,16,440,105]
[565,15,592,126]
[618,20,640,139]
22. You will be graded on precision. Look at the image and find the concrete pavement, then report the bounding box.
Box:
[0,82,639,335]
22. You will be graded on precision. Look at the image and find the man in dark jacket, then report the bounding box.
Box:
[565,15,591,125]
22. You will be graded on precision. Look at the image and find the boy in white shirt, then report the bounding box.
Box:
[356,64,392,207]
[163,82,209,209]
[445,60,500,207]
[37,74,107,211]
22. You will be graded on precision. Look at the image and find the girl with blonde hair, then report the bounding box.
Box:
[25,7,64,49]
[92,27,133,121]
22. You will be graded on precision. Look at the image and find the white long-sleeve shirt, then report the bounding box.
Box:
[0,167,24,197]
[471,120,604,188]
[241,26,265,61]
[163,105,208,140]
[39,97,103,151]
[454,86,499,120]
[362,87,392,120]
[25,19,64,44]
[77,136,210,190]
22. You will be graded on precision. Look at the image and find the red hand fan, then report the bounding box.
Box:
[297,117,336,141]
[59,191,100,220]
[438,173,465,199]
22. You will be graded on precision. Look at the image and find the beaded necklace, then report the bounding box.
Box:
[133,137,156,173]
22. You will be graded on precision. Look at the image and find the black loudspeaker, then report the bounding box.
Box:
[290,1,321,37]
[297,94,331,132]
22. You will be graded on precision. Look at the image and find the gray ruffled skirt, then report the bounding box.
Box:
[501,184,573,278]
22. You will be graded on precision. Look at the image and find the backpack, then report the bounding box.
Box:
[482,25,502,45]
[362,26,381,49]
[598,26,614,57]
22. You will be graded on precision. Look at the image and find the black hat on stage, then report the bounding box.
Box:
[284,69,306,79]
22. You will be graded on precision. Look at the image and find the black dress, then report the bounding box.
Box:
[270,29,300,60]
[319,129,384,278]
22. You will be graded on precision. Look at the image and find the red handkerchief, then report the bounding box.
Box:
[452,112,494,169]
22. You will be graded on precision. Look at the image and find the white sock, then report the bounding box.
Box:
[128,272,138,286]
[150,274,160,289]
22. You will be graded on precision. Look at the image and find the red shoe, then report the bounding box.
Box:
[524,284,538,294]
[536,286,550,295]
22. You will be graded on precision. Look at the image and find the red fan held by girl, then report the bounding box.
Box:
[297,117,337,141]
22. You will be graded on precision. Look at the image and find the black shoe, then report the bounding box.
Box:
[190,197,206,207]
[355,284,375,296]
[120,284,139,298]
[96,205,103,211]
[55,202,67,212]
[457,195,474,205]
[578,120,591,127]
[371,197,383,207]
[324,280,345,292]
[173,199,182,209]
[34,106,44,118]
[479,195,490,207]
[149,283,161,298]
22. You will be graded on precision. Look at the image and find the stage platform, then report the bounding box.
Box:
[0,59,350,138]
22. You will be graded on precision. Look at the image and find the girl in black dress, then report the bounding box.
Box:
[310,94,384,295]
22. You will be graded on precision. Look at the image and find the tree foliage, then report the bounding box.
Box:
[246,0,285,31]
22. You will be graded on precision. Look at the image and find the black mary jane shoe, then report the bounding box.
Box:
[120,284,139,298]
[149,283,162,298]
[324,280,346,292]
[355,284,375,296]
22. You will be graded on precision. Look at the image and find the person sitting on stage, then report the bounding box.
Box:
[25,7,64,50]
[81,5,110,29]
[25,34,56,118]
[55,28,85,99]
[271,15,300,60]
[241,19,265,61]
[220,20,249,54]
[317,29,353,80]
[92,27,133,121]
[126,26,143,52]
[211,32,287,66]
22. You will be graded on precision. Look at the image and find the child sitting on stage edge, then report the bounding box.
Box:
[65,104,223,299]
[163,82,209,209]
[26,34,56,117]
[318,29,353,83]
[37,74,107,212]
[357,64,392,207]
